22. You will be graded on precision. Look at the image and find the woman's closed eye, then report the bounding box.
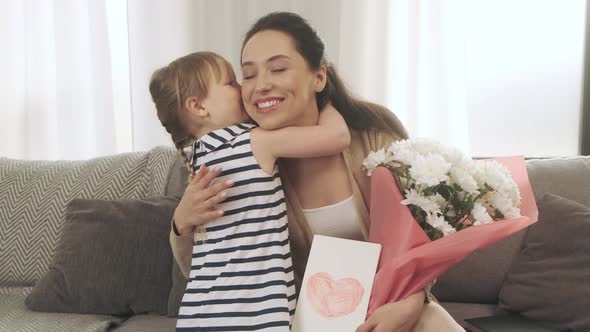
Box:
[242,67,285,80]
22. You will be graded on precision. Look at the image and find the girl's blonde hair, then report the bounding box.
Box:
[149,52,233,180]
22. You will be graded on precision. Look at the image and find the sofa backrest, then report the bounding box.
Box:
[0,147,178,287]
[432,156,590,303]
[165,156,190,198]
[166,153,590,304]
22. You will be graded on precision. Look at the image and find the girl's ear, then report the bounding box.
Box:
[315,65,327,93]
[185,96,208,118]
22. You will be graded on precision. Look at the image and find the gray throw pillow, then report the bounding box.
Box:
[25,196,179,316]
[498,193,590,332]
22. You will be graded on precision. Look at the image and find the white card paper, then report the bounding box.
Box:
[291,235,382,332]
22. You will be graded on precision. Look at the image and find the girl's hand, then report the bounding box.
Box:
[173,164,234,235]
[355,291,425,332]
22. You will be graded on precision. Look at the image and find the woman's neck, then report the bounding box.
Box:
[281,153,352,209]
[293,103,320,127]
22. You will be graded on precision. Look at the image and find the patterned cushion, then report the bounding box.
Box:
[0,287,123,332]
[0,147,178,287]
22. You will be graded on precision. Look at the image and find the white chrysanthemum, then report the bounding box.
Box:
[471,160,488,187]
[427,213,457,236]
[472,160,521,205]
[488,191,511,212]
[431,193,448,210]
[508,185,522,207]
[363,149,387,175]
[488,192,521,219]
[409,153,452,187]
[410,138,444,156]
[440,222,457,236]
[401,189,441,214]
[472,202,493,225]
[483,161,513,192]
[450,166,479,194]
[503,207,521,219]
[426,213,446,228]
[368,139,524,238]
[388,140,417,165]
[497,177,521,207]
[442,147,467,165]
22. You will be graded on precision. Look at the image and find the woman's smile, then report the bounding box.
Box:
[254,96,285,114]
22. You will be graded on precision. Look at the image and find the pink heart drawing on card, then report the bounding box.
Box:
[306,272,365,318]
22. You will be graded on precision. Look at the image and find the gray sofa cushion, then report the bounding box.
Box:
[526,156,590,207]
[25,197,179,316]
[498,193,590,332]
[440,302,499,329]
[433,156,590,303]
[0,147,178,288]
[0,287,123,332]
[112,314,176,332]
[164,156,190,198]
[431,228,528,304]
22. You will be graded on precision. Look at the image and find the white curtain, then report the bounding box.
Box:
[125,0,471,153]
[1,0,585,160]
[0,0,133,160]
[464,0,584,157]
[127,0,586,157]
[336,0,470,153]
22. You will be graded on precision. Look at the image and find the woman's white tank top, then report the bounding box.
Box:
[302,195,364,241]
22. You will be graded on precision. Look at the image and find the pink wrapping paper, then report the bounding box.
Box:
[367,156,539,316]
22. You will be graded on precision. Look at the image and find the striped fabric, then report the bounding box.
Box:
[176,124,295,332]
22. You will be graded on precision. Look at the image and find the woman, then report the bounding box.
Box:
[171,12,464,332]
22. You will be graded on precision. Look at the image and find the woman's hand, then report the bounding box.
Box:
[173,165,234,235]
[355,291,425,332]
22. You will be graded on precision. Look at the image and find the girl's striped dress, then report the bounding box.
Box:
[176,123,296,332]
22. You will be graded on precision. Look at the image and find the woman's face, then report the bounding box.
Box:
[241,30,324,130]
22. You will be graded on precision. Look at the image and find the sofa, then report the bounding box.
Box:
[0,147,587,331]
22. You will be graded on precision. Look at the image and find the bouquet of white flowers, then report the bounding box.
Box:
[363,138,522,240]
[362,139,539,316]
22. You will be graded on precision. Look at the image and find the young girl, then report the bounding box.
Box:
[149,52,350,332]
